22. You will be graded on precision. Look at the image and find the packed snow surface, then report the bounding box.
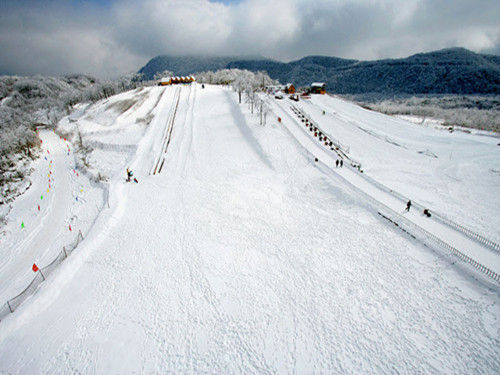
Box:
[303,94,500,242]
[0,84,498,373]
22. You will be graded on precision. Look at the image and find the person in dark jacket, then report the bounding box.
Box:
[406,200,412,212]
[340,159,343,167]
[336,160,339,167]
[126,168,133,182]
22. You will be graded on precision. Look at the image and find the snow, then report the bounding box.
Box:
[298,94,500,243]
[0,84,498,373]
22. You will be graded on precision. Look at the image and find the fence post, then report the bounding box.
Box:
[7,301,13,313]
[39,270,45,281]
[63,246,68,258]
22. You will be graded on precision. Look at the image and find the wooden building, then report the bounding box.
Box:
[310,82,326,94]
[284,83,295,94]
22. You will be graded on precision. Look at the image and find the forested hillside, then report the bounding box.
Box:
[140,48,500,95]
[0,74,141,203]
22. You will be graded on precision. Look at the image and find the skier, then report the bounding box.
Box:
[423,208,431,217]
[126,168,133,182]
[340,159,343,168]
[406,200,412,212]
[336,160,339,167]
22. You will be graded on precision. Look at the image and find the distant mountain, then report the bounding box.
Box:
[138,48,500,94]
[138,56,255,80]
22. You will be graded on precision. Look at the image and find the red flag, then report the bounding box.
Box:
[37,204,40,211]
[69,224,72,231]
[32,263,39,272]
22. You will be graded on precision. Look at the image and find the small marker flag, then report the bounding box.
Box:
[38,205,40,211]
[21,221,24,229]
[69,224,72,231]
[41,195,43,200]
[32,263,39,272]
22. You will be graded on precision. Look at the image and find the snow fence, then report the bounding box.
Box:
[378,212,500,282]
[292,105,500,254]
[355,169,500,254]
[0,230,84,322]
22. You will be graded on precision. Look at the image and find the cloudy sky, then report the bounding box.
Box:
[1,0,499,77]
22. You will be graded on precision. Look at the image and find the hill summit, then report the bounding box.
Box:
[138,48,500,95]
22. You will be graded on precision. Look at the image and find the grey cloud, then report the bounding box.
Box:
[0,0,498,78]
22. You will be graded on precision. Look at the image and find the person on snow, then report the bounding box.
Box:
[336,160,339,167]
[423,208,431,217]
[126,168,133,182]
[340,159,343,168]
[406,200,412,212]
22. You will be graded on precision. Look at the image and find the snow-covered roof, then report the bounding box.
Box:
[160,77,170,82]
[311,82,326,87]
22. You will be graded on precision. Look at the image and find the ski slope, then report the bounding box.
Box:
[301,94,500,243]
[269,98,500,280]
[0,130,80,303]
[0,84,498,373]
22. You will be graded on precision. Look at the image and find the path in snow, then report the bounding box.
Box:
[0,130,76,302]
[306,94,500,242]
[270,98,500,280]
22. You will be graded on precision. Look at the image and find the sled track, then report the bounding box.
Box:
[272,98,500,283]
[289,105,500,255]
[151,86,182,175]
[301,99,500,253]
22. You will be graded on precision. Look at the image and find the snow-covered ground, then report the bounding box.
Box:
[0,84,498,373]
[299,94,500,243]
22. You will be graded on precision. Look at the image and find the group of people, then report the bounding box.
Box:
[335,159,343,168]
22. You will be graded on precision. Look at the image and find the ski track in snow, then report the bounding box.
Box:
[0,130,79,303]
[0,84,498,374]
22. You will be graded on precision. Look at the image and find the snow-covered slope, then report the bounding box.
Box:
[301,94,500,243]
[0,84,498,373]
